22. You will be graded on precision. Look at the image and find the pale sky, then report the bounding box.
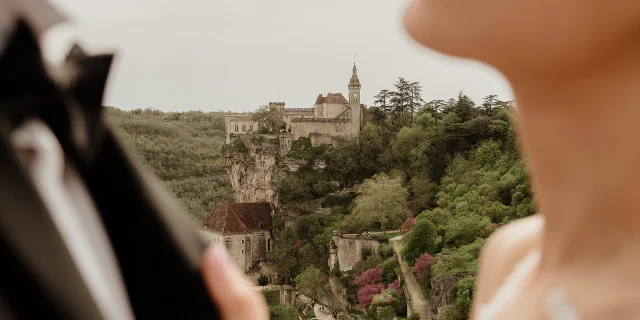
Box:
[47,0,513,112]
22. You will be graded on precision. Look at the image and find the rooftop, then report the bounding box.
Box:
[202,202,273,234]
[315,92,348,105]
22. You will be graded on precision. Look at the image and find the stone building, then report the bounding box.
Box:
[200,202,274,273]
[225,63,363,146]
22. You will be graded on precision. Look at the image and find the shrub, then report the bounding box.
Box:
[431,239,484,278]
[376,305,396,320]
[455,276,475,316]
[400,217,417,232]
[402,220,440,264]
[258,275,269,286]
[262,290,280,306]
[412,253,434,282]
[232,137,248,153]
[380,257,398,283]
[354,268,382,287]
[388,280,402,294]
[380,244,394,259]
[357,284,385,309]
[331,261,341,276]
[268,306,298,320]
[437,304,463,320]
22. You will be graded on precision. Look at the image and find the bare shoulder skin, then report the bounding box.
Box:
[402,0,640,317]
[472,215,543,310]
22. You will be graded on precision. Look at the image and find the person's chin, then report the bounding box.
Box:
[403,0,477,60]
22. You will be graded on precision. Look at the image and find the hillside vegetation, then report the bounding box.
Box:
[273,78,532,320]
[105,107,233,221]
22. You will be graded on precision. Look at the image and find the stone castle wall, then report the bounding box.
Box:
[291,120,353,141]
[309,133,350,148]
[329,232,381,272]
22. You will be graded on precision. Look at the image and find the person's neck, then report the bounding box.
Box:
[510,47,640,272]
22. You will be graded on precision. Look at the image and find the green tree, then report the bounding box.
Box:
[346,174,410,231]
[268,306,298,320]
[402,220,440,264]
[374,89,393,115]
[455,276,475,317]
[376,305,396,320]
[295,266,328,306]
[252,104,285,133]
[451,92,477,122]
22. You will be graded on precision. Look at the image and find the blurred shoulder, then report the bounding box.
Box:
[472,215,543,309]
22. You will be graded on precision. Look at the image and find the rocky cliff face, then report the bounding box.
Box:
[429,272,474,320]
[225,134,293,207]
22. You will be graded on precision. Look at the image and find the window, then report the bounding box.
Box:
[242,124,246,132]
[249,124,253,131]
[242,239,244,244]
[241,249,244,254]
[260,223,263,230]
[267,238,271,252]
[234,124,238,132]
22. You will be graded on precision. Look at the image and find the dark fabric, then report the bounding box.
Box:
[0,20,220,320]
[0,120,103,320]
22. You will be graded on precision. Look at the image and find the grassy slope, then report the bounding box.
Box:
[105,107,233,221]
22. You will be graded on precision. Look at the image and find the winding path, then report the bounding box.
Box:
[390,235,430,320]
[313,304,334,320]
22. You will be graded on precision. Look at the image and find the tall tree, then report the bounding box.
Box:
[252,104,285,133]
[295,266,327,307]
[408,81,425,121]
[374,90,393,116]
[346,173,410,231]
[390,78,412,124]
[424,99,447,117]
[480,94,498,116]
[452,91,477,122]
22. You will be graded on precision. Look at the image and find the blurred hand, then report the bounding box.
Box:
[201,244,268,320]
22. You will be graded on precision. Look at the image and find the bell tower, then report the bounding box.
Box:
[348,62,362,139]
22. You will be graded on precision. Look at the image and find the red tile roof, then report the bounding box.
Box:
[315,93,348,105]
[202,202,273,234]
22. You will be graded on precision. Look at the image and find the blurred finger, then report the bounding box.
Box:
[201,244,268,320]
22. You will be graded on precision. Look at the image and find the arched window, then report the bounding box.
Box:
[260,223,264,230]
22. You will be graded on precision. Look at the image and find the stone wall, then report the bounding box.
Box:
[291,120,353,141]
[198,228,224,245]
[328,232,381,272]
[246,260,277,284]
[280,285,297,308]
[224,233,248,271]
[322,103,348,118]
[225,114,259,143]
[309,133,350,148]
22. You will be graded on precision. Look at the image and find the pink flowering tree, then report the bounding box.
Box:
[412,253,434,282]
[354,268,382,287]
[400,217,417,232]
[292,240,302,251]
[357,283,385,310]
[387,280,402,294]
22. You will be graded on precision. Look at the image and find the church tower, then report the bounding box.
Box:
[348,63,362,139]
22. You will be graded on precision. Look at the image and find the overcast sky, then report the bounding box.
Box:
[47,0,513,112]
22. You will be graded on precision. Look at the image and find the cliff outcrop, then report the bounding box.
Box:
[224,134,293,207]
[429,272,475,320]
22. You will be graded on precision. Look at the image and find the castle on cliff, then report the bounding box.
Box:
[224,63,363,146]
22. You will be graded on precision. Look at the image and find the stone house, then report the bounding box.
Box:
[200,202,274,274]
[225,63,363,146]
